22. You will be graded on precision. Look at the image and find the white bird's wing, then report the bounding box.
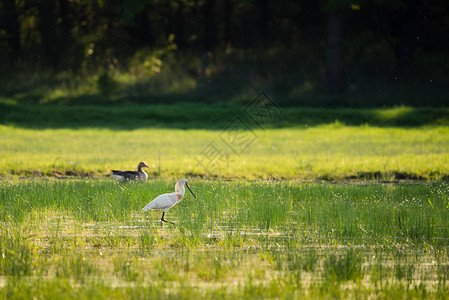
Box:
[142,193,179,211]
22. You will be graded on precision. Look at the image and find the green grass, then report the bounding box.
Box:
[1,102,449,129]
[1,101,448,180]
[1,121,449,180]
[1,179,449,299]
[1,100,449,298]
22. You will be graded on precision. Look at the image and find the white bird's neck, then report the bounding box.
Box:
[175,182,185,196]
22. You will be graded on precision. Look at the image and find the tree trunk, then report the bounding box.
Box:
[223,0,233,45]
[36,0,59,69]
[257,0,270,45]
[203,0,217,51]
[396,0,416,74]
[57,0,73,68]
[175,1,186,48]
[325,11,344,93]
[4,0,22,67]
[58,0,70,38]
[129,9,153,47]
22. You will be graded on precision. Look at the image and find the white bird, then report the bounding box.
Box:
[142,178,196,224]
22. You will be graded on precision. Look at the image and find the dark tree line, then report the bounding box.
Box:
[1,0,448,92]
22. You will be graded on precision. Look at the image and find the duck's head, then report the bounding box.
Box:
[138,162,150,169]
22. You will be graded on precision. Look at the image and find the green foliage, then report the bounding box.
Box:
[1,45,448,107]
[55,253,99,283]
[323,249,363,282]
[0,232,34,278]
[113,255,140,282]
[1,0,448,110]
[96,71,119,95]
[1,180,449,298]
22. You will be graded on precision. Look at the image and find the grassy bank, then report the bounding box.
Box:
[1,122,449,180]
[1,101,449,129]
[1,180,448,299]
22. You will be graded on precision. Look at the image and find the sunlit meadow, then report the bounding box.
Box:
[1,124,449,180]
[1,103,449,298]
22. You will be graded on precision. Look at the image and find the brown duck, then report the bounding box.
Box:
[110,162,150,181]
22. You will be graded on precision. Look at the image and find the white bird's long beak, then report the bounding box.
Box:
[185,183,196,198]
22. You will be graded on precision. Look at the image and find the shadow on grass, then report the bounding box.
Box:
[0,101,448,130]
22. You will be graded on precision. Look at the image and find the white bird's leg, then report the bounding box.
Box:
[160,212,163,227]
[161,211,175,225]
